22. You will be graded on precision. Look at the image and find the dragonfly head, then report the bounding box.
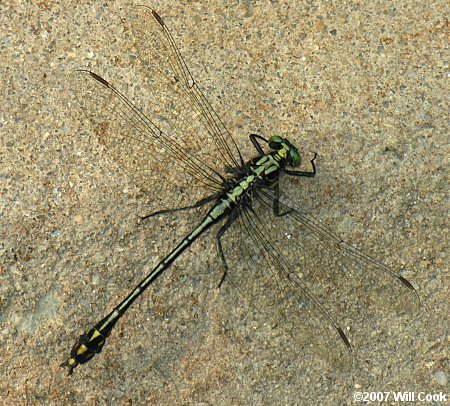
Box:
[268,135,302,167]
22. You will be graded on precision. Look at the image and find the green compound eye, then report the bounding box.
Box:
[289,148,301,166]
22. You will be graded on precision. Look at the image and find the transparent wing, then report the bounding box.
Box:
[269,188,419,314]
[70,70,225,211]
[219,184,418,375]
[130,6,243,174]
[228,200,351,355]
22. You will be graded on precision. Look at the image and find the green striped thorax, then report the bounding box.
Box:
[267,136,302,167]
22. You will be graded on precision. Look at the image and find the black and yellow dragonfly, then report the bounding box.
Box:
[61,6,417,374]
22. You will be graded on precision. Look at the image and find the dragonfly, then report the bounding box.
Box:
[61,6,418,375]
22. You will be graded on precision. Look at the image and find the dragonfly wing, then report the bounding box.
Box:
[130,6,243,174]
[218,183,417,377]
[70,70,224,211]
[218,191,353,376]
[267,189,419,314]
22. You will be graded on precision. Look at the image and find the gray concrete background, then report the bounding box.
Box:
[1,1,448,404]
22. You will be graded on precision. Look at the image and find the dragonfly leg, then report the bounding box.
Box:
[270,183,293,217]
[284,152,317,177]
[139,194,219,222]
[216,211,239,288]
[249,133,268,155]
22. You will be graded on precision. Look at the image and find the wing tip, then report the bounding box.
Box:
[337,326,352,350]
[132,5,163,27]
[151,9,164,26]
[73,69,110,87]
[86,71,110,87]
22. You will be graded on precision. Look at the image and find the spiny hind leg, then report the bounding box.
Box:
[269,183,292,217]
[216,210,239,288]
[139,194,219,222]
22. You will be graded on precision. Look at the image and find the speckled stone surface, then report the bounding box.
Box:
[1,1,448,404]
